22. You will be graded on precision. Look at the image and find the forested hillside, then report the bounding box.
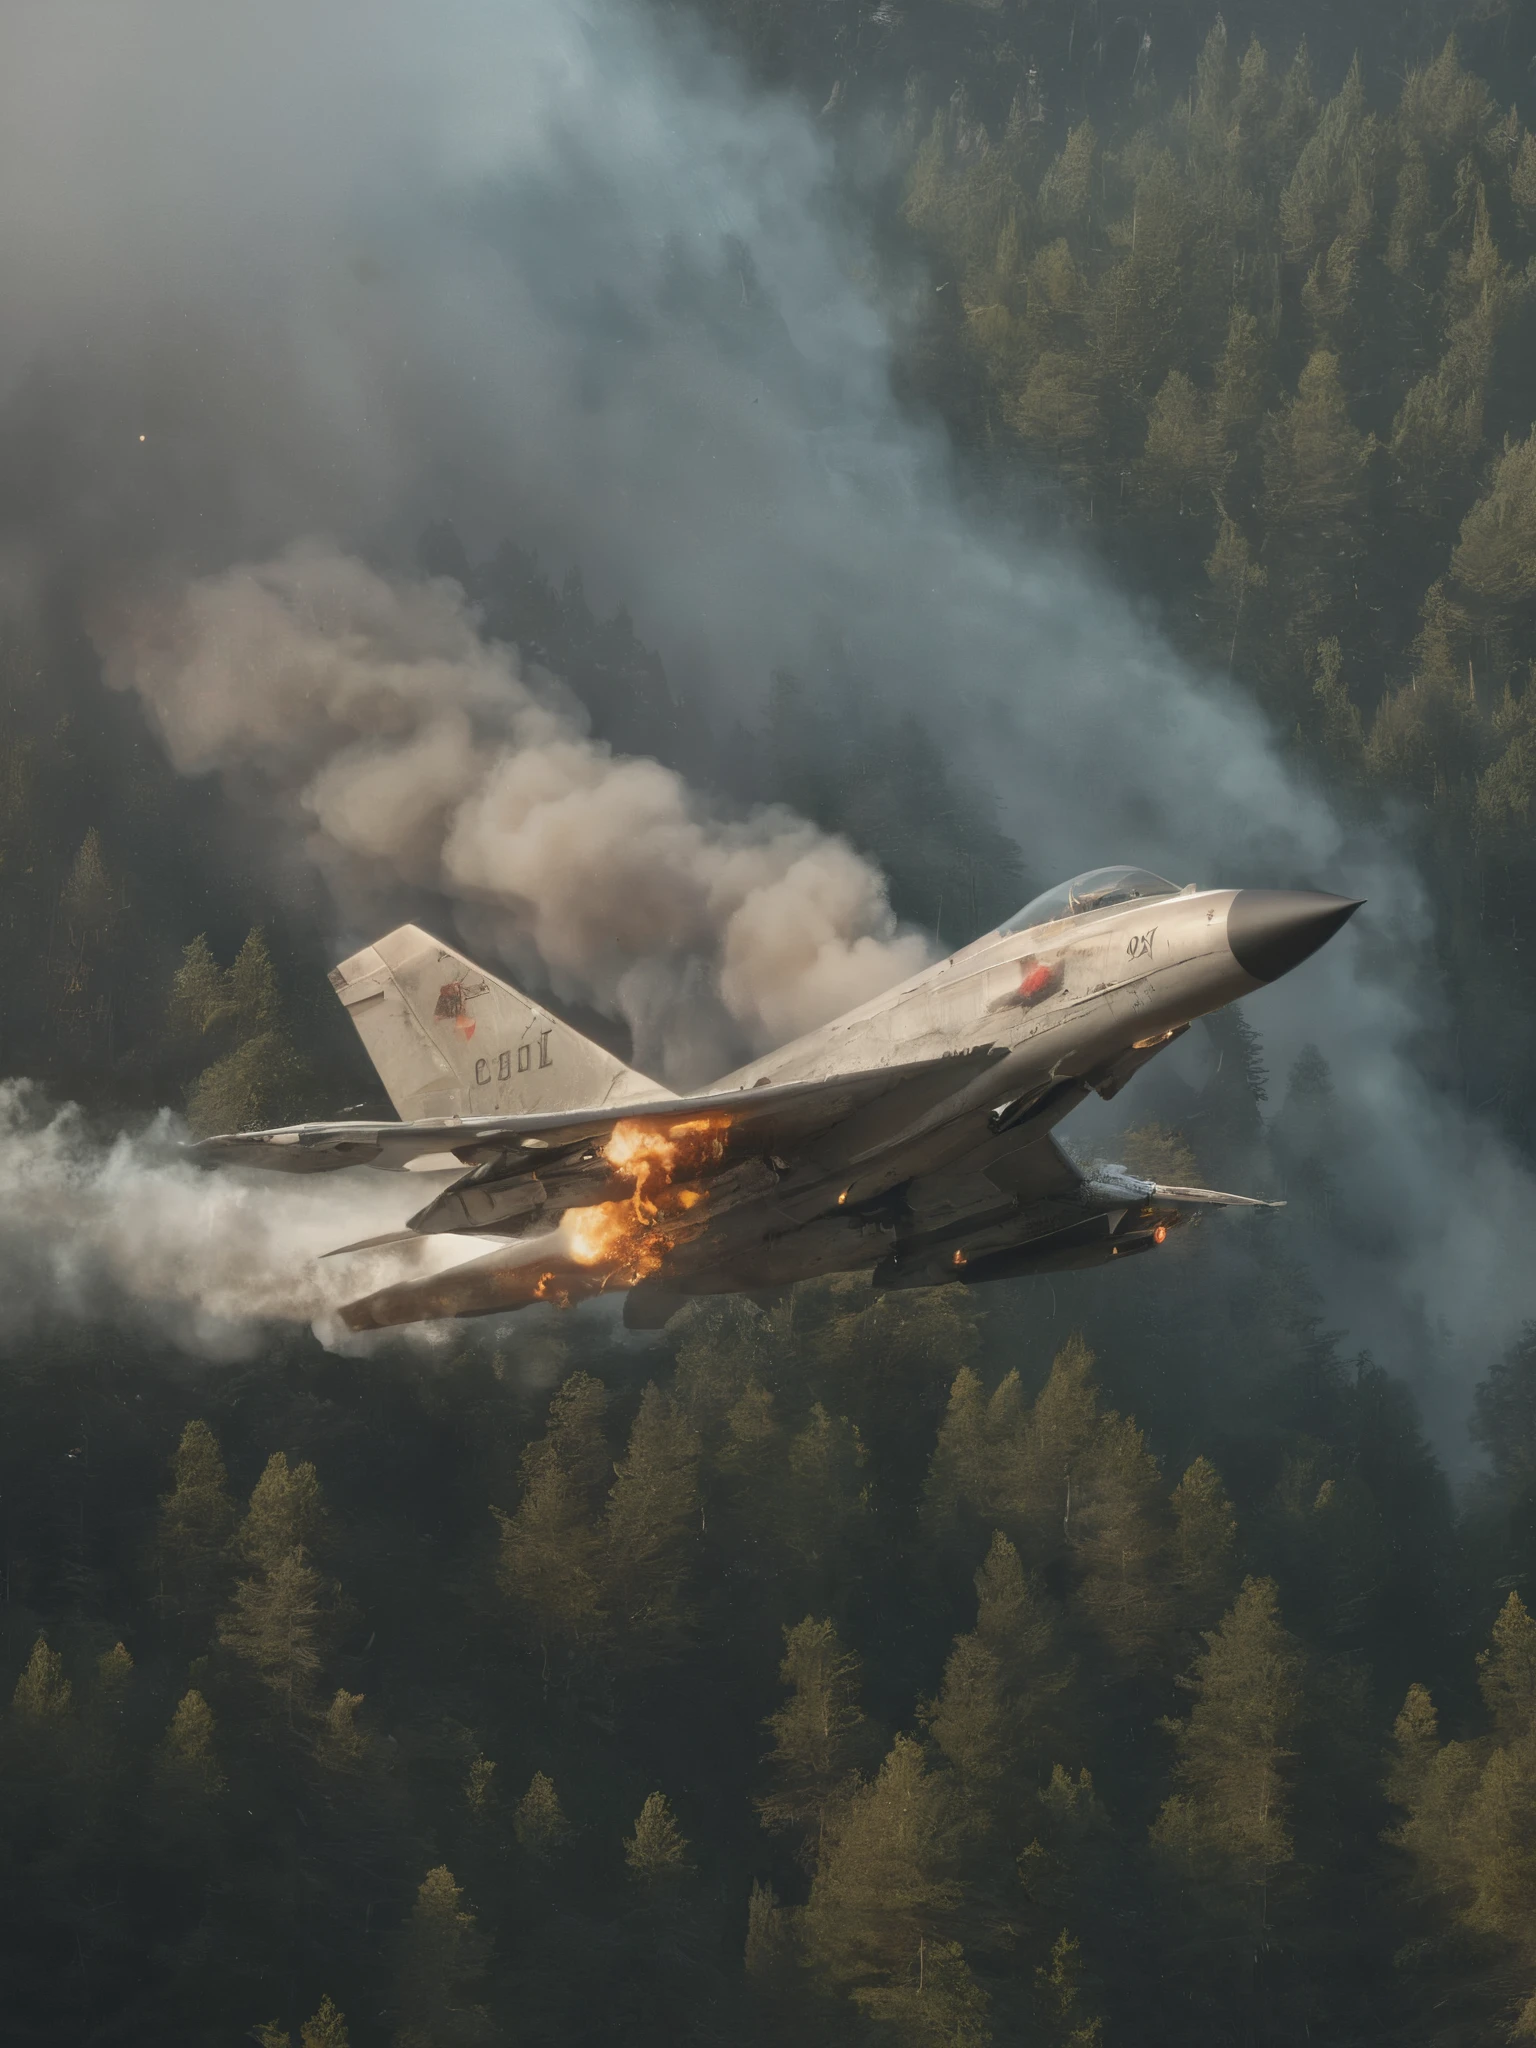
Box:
[7,1291,1536,2046]
[7,5,1536,2044]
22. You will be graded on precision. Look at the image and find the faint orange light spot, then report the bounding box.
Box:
[1153,1225,1168,1244]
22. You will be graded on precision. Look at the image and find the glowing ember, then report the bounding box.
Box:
[558,1115,730,1284]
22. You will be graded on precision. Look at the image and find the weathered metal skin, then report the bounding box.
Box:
[193,873,1361,1330]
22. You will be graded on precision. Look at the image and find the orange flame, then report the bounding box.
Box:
[558,1115,730,1284]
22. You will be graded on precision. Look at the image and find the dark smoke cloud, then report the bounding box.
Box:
[0,0,1527,1440]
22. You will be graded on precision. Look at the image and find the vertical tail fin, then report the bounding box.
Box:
[330,925,666,1121]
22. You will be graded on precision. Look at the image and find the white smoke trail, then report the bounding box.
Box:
[0,1082,481,1357]
[106,544,929,1084]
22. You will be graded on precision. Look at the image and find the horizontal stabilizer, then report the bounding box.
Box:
[1150,1181,1284,1208]
[321,1228,424,1259]
[1084,1164,1282,1210]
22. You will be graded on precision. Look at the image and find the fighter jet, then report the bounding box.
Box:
[194,869,1360,1331]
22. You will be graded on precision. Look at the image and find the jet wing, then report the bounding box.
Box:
[188,1048,1007,1177]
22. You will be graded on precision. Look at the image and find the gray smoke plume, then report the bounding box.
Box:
[0,1083,483,1356]
[105,544,928,1083]
[0,0,1529,1436]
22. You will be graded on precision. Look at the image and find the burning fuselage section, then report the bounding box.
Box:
[340,1114,735,1329]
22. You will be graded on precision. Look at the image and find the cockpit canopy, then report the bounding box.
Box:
[999,866,1180,936]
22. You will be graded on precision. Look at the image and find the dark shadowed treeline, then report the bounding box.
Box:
[5,1286,1536,2045]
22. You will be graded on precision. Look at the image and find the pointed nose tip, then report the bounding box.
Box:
[1226,890,1364,985]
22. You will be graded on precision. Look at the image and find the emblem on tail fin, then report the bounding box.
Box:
[433,978,486,1041]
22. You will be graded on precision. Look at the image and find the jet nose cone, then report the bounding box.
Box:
[1226,890,1363,985]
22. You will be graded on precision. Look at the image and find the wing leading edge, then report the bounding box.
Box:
[189,1047,1009,1178]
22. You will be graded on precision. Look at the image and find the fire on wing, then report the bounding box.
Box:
[339,1113,730,1331]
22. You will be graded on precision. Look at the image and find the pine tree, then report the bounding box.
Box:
[463,1754,495,1818]
[601,1383,700,1669]
[784,1404,868,1582]
[394,1865,489,2047]
[1478,1592,1536,1740]
[157,1688,224,1796]
[218,1548,325,1721]
[495,1438,605,1682]
[1260,349,1373,627]
[541,1370,612,1503]
[924,1367,997,1541]
[1034,1928,1104,2047]
[12,1635,71,1721]
[1093,150,1189,399]
[315,1688,366,1771]
[1367,579,1482,796]
[1477,687,1536,840]
[300,1996,350,2048]
[155,1418,237,1620]
[744,1877,796,1982]
[1006,354,1104,480]
[924,1632,1013,1797]
[1514,131,1536,215]
[1204,513,1267,671]
[1384,147,1433,280]
[1117,1122,1200,1185]
[1310,637,1365,770]
[227,926,280,1036]
[179,925,302,1136]
[1169,1458,1239,1630]
[1385,1682,1442,1821]
[625,1791,692,1883]
[59,826,113,936]
[94,1640,134,1704]
[1396,37,1495,163]
[758,1617,868,1864]
[1214,307,1268,445]
[1151,1577,1304,1940]
[1009,1334,1103,1553]
[167,934,231,1040]
[1038,120,1096,234]
[1470,1324,1536,1486]
[1198,1006,1269,1170]
[185,1027,301,1136]
[927,1531,1074,1803]
[1452,430,1536,612]
[1070,1408,1172,1667]
[238,1450,324,1572]
[805,1735,981,2036]
[513,1771,571,1856]
[1134,371,1225,523]
[974,1531,1069,1702]
[1277,58,1367,260]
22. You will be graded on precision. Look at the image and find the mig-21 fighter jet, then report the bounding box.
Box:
[195,869,1360,1331]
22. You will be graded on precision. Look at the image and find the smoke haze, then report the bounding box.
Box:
[106,545,929,1082]
[0,1083,484,1356]
[0,0,1528,1434]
